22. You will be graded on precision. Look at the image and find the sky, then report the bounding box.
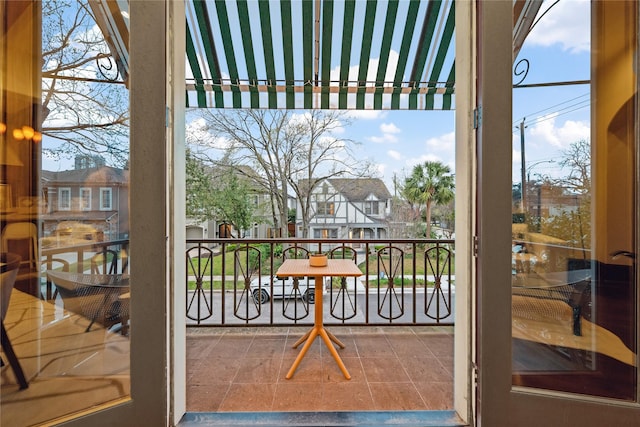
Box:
[42,0,591,195]
[332,0,591,191]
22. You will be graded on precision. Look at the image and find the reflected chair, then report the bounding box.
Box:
[46,270,130,333]
[1,222,40,297]
[0,252,29,389]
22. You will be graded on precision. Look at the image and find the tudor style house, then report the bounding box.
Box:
[41,164,130,244]
[301,178,392,241]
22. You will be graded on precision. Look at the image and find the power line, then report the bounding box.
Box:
[513,92,590,126]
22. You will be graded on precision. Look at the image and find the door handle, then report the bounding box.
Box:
[610,250,636,260]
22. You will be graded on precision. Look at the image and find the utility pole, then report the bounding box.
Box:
[519,118,527,212]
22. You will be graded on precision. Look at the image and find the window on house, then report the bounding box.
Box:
[100,188,112,210]
[364,201,379,215]
[313,228,338,238]
[80,188,91,210]
[59,188,71,210]
[316,201,335,216]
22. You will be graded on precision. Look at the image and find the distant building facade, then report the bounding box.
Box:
[300,178,392,240]
[41,165,129,244]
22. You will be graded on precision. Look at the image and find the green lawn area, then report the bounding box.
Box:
[186,249,454,291]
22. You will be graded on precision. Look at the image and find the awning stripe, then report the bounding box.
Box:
[185,24,207,107]
[391,0,421,109]
[182,0,459,110]
[214,0,241,108]
[373,0,399,110]
[442,60,455,110]
[409,0,441,86]
[320,0,334,110]
[425,1,455,95]
[258,0,277,109]
[280,0,295,108]
[236,0,259,108]
[191,0,223,107]
[302,0,314,109]
[338,0,356,109]
[356,0,378,110]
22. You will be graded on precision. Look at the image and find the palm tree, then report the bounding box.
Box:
[402,161,455,238]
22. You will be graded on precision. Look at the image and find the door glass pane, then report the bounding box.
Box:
[512,1,637,400]
[1,1,131,424]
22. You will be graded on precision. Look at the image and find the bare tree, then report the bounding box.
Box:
[557,138,590,194]
[192,109,373,237]
[41,0,129,167]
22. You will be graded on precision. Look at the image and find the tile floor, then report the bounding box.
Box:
[186,325,454,412]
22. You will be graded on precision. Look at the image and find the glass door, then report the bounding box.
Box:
[477,1,640,425]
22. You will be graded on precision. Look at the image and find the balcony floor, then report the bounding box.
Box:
[186,325,454,413]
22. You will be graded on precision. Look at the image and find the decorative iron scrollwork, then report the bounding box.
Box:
[513,58,530,87]
[96,53,120,82]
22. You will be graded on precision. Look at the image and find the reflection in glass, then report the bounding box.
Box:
[1,1,130,425]
[511,1,637,400]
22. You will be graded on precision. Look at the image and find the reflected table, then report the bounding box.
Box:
[276,258,362,379]
[46,270,130,333]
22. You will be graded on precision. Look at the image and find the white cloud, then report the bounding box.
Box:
[185,117,229,149]
[380,123,401,134]
[528,114,590,149]
[369,134,398,144]
[387,150,403,160]
[344,110,386,120]
[526,0,590,53]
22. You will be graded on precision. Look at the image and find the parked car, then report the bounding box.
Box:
[250,275,315,304]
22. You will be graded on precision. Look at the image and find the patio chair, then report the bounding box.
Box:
[1,222,40,297]
[46,270,130,333]
[1,252,29,389]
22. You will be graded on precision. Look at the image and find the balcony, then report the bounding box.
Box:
[185,238,456,327]
[2,238,459,425]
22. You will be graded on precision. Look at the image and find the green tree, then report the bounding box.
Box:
[185,149,217,222]
[401,161,455,239]
[211,170,254,237]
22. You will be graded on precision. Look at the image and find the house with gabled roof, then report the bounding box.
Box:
[41,166,129,243]
[300,178,392,241]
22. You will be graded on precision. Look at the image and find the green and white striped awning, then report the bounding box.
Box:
[90,0,543,111]
[185,0,456,110]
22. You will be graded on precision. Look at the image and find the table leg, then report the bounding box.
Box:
[325,329,346,349]
[286,275,351,380]
[319,328,351,380]
[292,329,311,349]
[286,328,319,379]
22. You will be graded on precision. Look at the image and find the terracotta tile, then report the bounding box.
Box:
[368,382,427,410]
[413,381,454,410]
[280,355,324,382]
[417,334,454,358]
[400,357,453,382]
[321,356,365,383]
[247,338,286,358]
[360,357,410,382]
[385,334,429,357]
[209,336,253,358]
[233,357,283,384]
[320,382,374,410]
[218,383,276,412]
[285,334,323,358]
[272,382,324,411]
[186,336,218,361]
[186,384,228,411]
[190,356,243,384]
[353,335,396,358]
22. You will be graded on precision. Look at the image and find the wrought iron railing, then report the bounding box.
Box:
[41,239,129,300]
[185,238,455,327]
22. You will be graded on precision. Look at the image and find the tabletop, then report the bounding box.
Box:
[276,258,362,278]
[46,270,130,288]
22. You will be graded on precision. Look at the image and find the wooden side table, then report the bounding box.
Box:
[276,258,362,380]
